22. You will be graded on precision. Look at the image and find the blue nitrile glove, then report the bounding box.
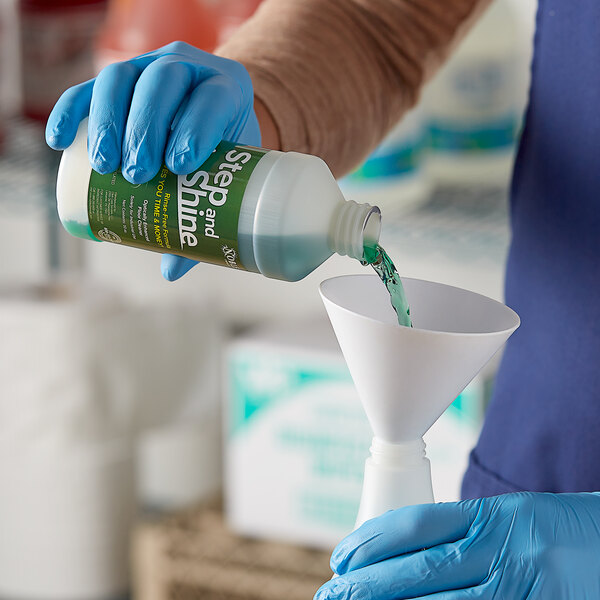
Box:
[45,41,261,281]
[315,492,600,599]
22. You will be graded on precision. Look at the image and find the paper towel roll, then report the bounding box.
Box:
[0,285,134,446]
[0,285,136,599]
[0,283,224,598]
[0,442,134,600]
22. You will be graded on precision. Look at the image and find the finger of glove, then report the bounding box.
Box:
[122,58,196,183]
[165,74,240,174]
[332,500,482,575]
[222,96,256,143]
[233,106,261,146]
[88,61,143,173]
[46,79,94,150]
[318,538,488,600]
[130,40,207,66]
[161,255,198,282]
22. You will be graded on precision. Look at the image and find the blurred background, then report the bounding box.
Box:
[0,0,536,598]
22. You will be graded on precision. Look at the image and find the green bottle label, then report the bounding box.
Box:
[87,142,268,270]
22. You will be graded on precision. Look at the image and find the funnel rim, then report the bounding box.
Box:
[319,274,520,337]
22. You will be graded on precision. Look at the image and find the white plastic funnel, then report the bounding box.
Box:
[320,275,519,443]
[320,275,519,524]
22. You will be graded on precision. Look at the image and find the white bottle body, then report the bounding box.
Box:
[57,122,381,282]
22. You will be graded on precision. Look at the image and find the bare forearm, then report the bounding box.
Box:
[218,0,491,177]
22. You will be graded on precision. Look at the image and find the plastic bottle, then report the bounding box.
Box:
[94,0,218,72]
[422,0,526,186]
[56,123,381,282]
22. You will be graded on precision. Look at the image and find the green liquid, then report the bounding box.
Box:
[362,244,413,328]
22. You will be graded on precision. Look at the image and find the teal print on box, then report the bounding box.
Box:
[229,353,352,435]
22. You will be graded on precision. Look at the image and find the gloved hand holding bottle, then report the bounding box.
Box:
[46,41,262,281]
[315,492,600,599]
[47,42,381,282]
[46,41,260,182]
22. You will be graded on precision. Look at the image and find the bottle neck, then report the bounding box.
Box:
[330,200,381,261]
[369,437,427,468]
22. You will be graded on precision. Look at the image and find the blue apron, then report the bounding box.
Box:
[462,0,600,498]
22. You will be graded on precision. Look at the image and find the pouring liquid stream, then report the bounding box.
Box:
[362,244,413,328]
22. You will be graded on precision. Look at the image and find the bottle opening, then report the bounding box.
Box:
[330,200,381,261]
[361,206,382,260]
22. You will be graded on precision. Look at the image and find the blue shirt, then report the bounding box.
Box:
[462,0,600,498]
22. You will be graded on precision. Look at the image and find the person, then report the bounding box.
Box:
[46,0,600,597]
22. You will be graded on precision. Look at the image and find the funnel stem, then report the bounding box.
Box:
[355,437,434,528]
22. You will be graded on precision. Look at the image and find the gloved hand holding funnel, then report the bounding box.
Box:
[316,492,600,599]
[319,274,520,526]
